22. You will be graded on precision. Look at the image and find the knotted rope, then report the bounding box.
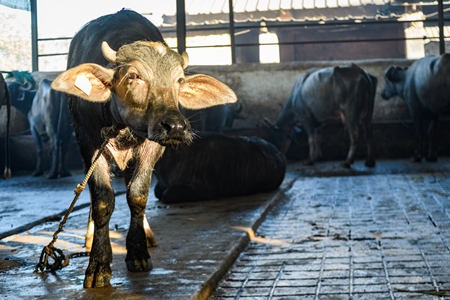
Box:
[35,126,118,273]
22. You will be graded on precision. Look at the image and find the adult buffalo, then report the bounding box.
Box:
[6,81,36,116]
[1,73,11,179]
[51,9,237,288]
[274,64,377,168]
[153,132,286,203]
[28,78,73,179]
[381,54,450,162]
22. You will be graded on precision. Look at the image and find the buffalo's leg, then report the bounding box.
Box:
[47,136,60,179]
[59,134,72,177]
[411,116,424,162]
[426,116,438,162]
[83,155,115,288]
[124,164,157,248]
[303,124,320,166]
[125,142,164,272]
[362,120,375,167]
[85,207,157,251]
[342,122,359,168]
[29,123,44,177]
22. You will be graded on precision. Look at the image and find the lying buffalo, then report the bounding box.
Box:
[28,78,73,179]
[51,9,237,288]
[153,132,286,203]
[381,53,450,162]
[180,102,243,133]
[274,64,377,168]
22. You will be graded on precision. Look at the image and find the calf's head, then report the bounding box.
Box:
[52,41,237,146]
[381,65,406,100]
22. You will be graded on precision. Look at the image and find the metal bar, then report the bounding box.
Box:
[176,0,186,54]
[229,0,236,64]
[30,0,38,72]
[438,0,446,54]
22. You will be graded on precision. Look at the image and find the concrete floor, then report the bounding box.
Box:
[1,158,450,299]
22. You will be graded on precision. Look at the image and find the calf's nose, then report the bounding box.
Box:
[161,118,188,134]
[159,113,192,140]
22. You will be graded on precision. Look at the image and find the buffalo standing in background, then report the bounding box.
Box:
[274,63,377,168]
[28,78,73,179]
[275,64,377,168]
[51,9,237,288]
[153,132,286,204]
[381,53,450,162]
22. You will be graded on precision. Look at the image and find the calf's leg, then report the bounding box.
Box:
[125,142,164,272]
[83,155,115,288]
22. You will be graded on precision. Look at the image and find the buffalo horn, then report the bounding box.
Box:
[181,52,189,69]
[102,41,117,63]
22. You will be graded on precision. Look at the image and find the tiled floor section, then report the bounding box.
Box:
[211,173,450,299]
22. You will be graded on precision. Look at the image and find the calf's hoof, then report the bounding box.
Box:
[83,263,112,288]
[126,258,153,272]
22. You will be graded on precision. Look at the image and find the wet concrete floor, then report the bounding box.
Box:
[1,158,450,299]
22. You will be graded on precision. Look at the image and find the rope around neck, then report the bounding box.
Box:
[35,126,118,273]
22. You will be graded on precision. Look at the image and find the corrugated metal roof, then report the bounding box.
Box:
[159,0,399,26]
[176,0,390,15]
[424,26,450,39]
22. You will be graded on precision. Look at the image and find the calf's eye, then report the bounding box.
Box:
[178,78,185,85]
[129,73,140,80]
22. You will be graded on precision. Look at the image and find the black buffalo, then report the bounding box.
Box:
[1,73,11,179]
[381,53,450,162]
[28,78,73,179]
[6,81,36,116]
[274,63,377,168]
[153,132,286,204]
[51,9,237,288]
[180,102,243,133]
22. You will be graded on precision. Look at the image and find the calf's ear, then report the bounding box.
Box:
[51,63,115,102]
[178,74,237,109]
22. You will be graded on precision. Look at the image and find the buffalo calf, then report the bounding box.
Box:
[153,132,286,204]
[51,9,237,288]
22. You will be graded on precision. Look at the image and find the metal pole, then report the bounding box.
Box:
[229,0,236,64]
[176,0,186,54]
[438,0,445,54]
[30,0,38,71]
